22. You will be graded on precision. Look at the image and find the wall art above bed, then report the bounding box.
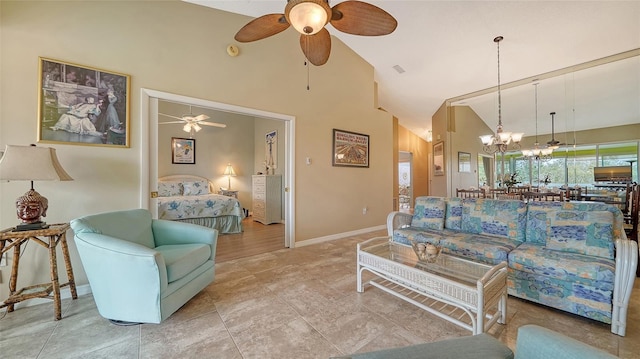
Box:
[171,137,195,164]
[38,57,130,147]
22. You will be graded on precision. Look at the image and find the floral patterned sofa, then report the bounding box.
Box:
[387,197,638,336]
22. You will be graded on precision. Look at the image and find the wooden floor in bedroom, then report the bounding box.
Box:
[215,217,285,263]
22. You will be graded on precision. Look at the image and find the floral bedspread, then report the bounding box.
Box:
[158,194,244,220]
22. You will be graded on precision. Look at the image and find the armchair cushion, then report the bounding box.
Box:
[156,244,211,283]
[72,208,155,249]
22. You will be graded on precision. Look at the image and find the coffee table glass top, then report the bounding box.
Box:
[359,238,492,286]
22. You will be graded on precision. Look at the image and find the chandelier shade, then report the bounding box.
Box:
[479,36,524,155]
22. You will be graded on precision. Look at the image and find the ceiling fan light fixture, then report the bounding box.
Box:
[192,123,202,132]
[286,0,331,35]
[183,124,191,133]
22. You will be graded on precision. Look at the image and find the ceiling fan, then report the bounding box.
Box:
[159,106,227,136]
[234,0,397,66]
[546,111,567,149]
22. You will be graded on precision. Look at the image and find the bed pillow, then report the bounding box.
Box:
[182,180,209,196]
[158,181,183,197]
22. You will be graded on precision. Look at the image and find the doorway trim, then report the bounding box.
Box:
[140,88,296,248]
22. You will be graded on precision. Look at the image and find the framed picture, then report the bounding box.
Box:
[458,152,471,173]
[332,129,369,168]
[433,141,444,176]
[37,57,131,147]
[171,137,196,164]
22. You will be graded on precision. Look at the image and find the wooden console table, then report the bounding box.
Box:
[0,223,77,320]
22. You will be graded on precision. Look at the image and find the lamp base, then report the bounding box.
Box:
[15,221,49,231]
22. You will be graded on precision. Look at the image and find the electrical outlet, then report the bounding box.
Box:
[362,207,368,215]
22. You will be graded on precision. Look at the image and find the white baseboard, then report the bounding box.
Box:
[295,225,386,247]
[10,283,92,310]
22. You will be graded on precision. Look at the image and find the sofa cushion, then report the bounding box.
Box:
[461,199,527,241]
[444,197,463,230]
[158,181,183,197]
[441,233,521,265]
[392,227,446,247]
[411,197,445,230]
[508,243,615,286]
[546,210,614,259]
[155,243,211,283]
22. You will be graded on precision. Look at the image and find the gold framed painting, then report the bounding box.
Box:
[37,57,131,147]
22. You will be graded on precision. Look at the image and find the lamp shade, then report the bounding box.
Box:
[223,163,236,176]
[0,145,73,181]
[286,0,330,35]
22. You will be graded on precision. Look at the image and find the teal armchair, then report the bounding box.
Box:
[71,209,217,324]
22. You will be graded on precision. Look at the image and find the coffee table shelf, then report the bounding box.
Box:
[357,237,507,334]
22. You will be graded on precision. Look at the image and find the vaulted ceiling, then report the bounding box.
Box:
[187,1,640,140]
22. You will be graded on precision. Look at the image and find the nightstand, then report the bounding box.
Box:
[219,189,238,199]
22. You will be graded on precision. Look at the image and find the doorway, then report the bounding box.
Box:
[139,89,296,248]
[478,154,494,187]
[399,151,413,211]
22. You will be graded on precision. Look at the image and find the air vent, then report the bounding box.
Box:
[392,65,405,74]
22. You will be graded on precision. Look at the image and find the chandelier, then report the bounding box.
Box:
[522,83,553,160]
[479,36,524,154]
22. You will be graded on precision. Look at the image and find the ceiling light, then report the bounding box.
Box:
[183,124,191,133]
[522,83,553,161]
[192,123,202,132]
[479,36,524,155]
[286,0,330,35]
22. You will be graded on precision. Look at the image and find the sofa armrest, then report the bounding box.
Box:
[151,219,218,260]
[611,238,638,336]
[73,232,167,322]
[515,325,618,359]
[386,211,413,236]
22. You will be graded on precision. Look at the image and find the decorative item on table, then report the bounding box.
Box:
[499,172,520,189]
[410,240,441,263]
[0,144,73,231]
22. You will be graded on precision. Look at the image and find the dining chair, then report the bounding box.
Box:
[488,188,507,199]
[522,191,563,202]
[456,188,486,198]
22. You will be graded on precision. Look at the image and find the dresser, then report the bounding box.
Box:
[252,175,282,224]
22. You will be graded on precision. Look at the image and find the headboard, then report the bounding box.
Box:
[159,175,214,193]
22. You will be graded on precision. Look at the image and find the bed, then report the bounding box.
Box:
[157,175,244,234]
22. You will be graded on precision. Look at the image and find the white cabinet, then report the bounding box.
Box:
[252,175,282,224]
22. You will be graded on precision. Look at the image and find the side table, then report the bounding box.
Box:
[0,223,77,320]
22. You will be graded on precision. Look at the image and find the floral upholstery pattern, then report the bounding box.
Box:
[546,210,614,259]
[461,199,527,241]
[411,197,445,230]
[158,181,183,197]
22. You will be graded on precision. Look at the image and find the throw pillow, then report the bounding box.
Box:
[158,181,183,197]
[546,210,614,259]
[444,197,463,230]
[411,197,445,231]
[182,180,209,196]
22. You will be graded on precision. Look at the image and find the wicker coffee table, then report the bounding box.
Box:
[357,237,507,334]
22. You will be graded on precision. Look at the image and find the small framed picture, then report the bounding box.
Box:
[171,137,195,164]
[458,152,471,173]
[332,129,369,168]
[37,57,131,147]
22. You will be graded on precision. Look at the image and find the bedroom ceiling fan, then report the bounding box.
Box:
[234,0,397,66]
[159,106,227,136]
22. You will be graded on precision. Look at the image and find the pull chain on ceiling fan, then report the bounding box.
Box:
[234,0,397,66]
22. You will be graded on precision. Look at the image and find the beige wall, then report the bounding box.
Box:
[0,1,392,297]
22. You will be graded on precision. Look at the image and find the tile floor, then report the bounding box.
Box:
[1,230,638,359]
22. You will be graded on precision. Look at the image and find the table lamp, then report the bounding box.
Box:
[223,163,236,190]
[0,144,73,231]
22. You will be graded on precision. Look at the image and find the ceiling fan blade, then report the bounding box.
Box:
[300,28,331,66]
[235,14,290,42]
[159,121,184,125]
[159,113,183,121]
[199,121,227,128]
[194,114,210,122]
[330,1,397,36]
